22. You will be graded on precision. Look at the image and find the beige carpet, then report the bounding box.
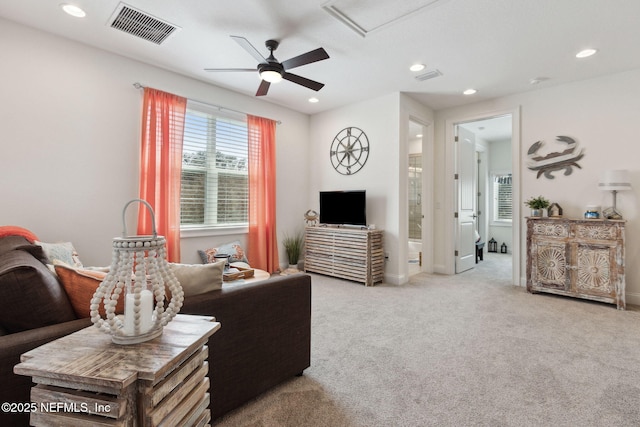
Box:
[214,254,640,426]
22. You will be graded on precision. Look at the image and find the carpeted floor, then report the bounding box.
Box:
[214,255,640,426]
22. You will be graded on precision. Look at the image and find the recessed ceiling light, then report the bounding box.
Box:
[576,48,597,58]
[529,77,549,85]
[416,134,423,138]
[463,89,477,95]
[409,64,426,72]
[308,97,319,103]
[61,4,86,18]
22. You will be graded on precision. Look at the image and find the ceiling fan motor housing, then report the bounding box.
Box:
[259,62,284,75]
[265,39,280,52]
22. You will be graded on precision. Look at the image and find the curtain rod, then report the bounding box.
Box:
[133,82,281,125]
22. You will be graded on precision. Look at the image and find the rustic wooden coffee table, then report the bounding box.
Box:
[14,314,220,426]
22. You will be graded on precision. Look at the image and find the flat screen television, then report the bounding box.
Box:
[319,190,366,226]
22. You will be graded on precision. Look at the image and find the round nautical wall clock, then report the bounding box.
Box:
[329,127,370,175]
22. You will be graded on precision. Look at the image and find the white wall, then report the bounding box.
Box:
[308,93,433,283]
[308,94,401,280]
[0,18,310,267]
[434,69,640,304]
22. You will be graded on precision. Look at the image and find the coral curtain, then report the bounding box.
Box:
[247,115,280,272]
[137,87,187,262]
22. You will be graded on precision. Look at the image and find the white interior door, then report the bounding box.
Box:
[455,126,477,273]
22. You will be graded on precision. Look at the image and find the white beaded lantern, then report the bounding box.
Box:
[91,199,184,345]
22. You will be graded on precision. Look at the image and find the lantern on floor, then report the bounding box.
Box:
[501,242,508,254]
[488,238,498,253]
[91,199,184,345]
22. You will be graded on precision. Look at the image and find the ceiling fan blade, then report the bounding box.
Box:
[256,80,271,96]
[204,68,256,72]
[281,48,329,71]
[231,35,268,65]
[283,73,325,91]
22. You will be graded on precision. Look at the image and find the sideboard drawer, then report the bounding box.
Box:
[574,223,618,241]
[531,222,570,238]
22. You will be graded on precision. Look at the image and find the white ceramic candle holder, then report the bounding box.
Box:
[90,199,184,344]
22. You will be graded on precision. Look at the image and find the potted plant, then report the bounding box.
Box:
[524,195,550,217]
[282,230,304,273]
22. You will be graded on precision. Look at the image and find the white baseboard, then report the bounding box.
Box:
[433,263,447,274]
[625,291,640,307]
[384,273,405,285]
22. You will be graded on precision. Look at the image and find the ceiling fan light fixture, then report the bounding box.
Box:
[260,70,283,83]
[308,97,319,103]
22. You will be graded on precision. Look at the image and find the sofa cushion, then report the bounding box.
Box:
[169,260,225,296]
[198,240,249,264]
[0,250,76,333]
[0,236,48,263]
[54,264,124,319]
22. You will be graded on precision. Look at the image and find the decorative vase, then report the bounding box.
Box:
[281,263,300,275]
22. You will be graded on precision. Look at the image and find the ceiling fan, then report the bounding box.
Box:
[205,35,330,96]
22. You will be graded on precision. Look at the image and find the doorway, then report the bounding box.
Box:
[447,109,520,286]
[408,120,424,276]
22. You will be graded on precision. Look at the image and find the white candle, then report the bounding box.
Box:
[139,289,154,333]
[124,289,154,335]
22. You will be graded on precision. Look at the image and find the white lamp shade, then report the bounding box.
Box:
[599,169,631,191]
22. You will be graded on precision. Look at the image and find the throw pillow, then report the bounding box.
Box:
[54,264,124,319]
[169,260,225,297]
[198,240,249,264]
[36,241,83,267]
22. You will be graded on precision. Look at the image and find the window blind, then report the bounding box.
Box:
[181,102,248,227]
[493,173,512,221]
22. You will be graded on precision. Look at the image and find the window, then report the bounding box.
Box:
[181,101,248,229]
[491,172,512,223]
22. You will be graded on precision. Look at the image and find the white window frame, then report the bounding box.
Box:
[490,170,512,226]
[180,101,249,235]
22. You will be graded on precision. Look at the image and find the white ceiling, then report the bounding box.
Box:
[1,0,639,117]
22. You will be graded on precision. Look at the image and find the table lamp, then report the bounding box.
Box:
[598,169,631,219]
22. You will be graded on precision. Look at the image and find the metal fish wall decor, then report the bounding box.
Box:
[526,136,584,179]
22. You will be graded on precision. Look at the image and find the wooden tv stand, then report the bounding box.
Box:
[304,226,384,286]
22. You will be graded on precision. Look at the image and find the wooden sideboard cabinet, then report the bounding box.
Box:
[304,226,384,286]
[526,217,625,309]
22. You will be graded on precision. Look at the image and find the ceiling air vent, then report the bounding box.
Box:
[108,3,180,45]
[415,69,443,82]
